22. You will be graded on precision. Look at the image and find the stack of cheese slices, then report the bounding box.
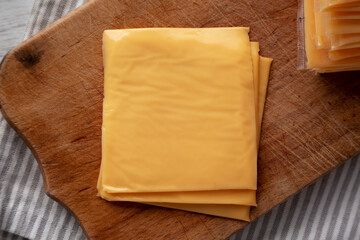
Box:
[97,28,272,221]
[305,0,360,72]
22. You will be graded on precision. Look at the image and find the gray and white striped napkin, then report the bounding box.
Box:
[0,0,359,239]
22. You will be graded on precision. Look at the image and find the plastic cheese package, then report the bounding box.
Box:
[297,0,360,72]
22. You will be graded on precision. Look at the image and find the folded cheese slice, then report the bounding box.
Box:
[101,28,257,193]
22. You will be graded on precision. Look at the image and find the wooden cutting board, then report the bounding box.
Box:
[0,0,359,239]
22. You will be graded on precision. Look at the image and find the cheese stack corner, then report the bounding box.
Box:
[97,28,273,221]
[305,0,360,72]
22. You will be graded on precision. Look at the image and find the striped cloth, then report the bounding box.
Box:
[0,1,87,240]
[0,0,359,239]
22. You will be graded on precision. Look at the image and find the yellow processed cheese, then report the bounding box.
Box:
[98,42,263,206]
[305,0,360,71]
[330,39,360,50]
[321,0,360,11]
[329,47,360,60]
[99,28,273,220]
[151,203,251,221]
[98,51,272,220]
[313,1,360,49]
[250,42,260,145]
[258,57,273,137]
[330,11,360,19]
[327,19,360,34]
[100,28,257,193]
[330,33,360,48]
[149,56,272,221]
[98,43,272,208]
[326,6,360,11]
[314,12,331,49]
[98,54,272,220]
[98,167,256,205]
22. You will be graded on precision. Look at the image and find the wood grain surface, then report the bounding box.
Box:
[0,0,359,239]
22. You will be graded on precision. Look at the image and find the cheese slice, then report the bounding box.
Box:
[329,47,360,60]
[98,50,272,220]
[98,166,256,205]
[322,1,360,11]
[326,5,360,11]
[330,33,360,48]
[150,203,251,221]
[314,65,360,72]
[324,0,360,7]
[314,12,331,49]
[251,42,260,145]
[312,10,360,50]
[148,56,272,221]
[305,0,360,71]
[327,19,360,34]
[101,28,257,193]
[258,57,273,136]
[331,42,360,50]
[99,28,273,221]
[97,44,271,207]
[97,42,261,206]
[330,11,360,19]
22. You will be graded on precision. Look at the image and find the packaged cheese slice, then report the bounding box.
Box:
[330,33,360,48]
[314,12,331,49]
[327,19,360,34]
[329,47,360,60]
[330,11,360,19]
[304,0,360,71]
[326,5,360,11]
[322,1,360,11]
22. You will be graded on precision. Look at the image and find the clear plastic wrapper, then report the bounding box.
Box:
[297,0,360,72]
